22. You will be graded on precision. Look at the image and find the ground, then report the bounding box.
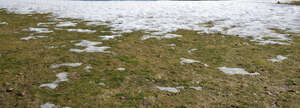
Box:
[0,9,300,108]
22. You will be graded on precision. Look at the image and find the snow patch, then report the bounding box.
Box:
[218,67,260,75]
[20,36,48,40]
[268,55,287,62]
[26,27,53,33]
[39,72,68,89]
[40,102,71,108]
[156,86,179,93]
[117,67,126,71]
[99,35,122,40]
[98,82,105,86]
[188,48,197,53]
[74,40,102,47]
[85,64,92,72]
[190,86,202,91]
[37,22,55,27]
[141,34,182,40]
[86,21,108,26]
[56,21,77,27]
[180,58,200,64]
[50,63,82,69]
[66,29,96,33]
[70,46,110,53]
[0,22,8,24]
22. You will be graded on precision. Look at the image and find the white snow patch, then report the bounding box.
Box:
[180,58,200,64]
[168,44,176,47]
[99,35,122,40]
[98,82,105,86]
[66,29,96,33]
[268,55,287,62]
[40,102,71,108]
[26,27,53,33]
[1,0,300,44]
[74,40,102,47]
[141,34,182,40]
[190,86,202,91]
[85,64,92,72]
[50,63,82,69]
[86,21,108,26]
[39,72,68,89]
[70,46,110,53]
[156,86,179,93]
[218,67,260,75]
[188,48,197,53]
[56,21,77,27]
[37,22,55,27]
[20,36,48,40]
[117,67,126,71]
[0,22,8,25]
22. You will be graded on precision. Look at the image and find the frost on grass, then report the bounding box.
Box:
[117,67,126,71]
[156,86,179,93]
[99,35,121,40]
[0,22,8,24]
[50,63,82,69]
[56,21,77,27]
[39,72,68,89]
[268,55,287,62]
[26,27,53,33]
[66,29,96,33]
[141,34,182,40]
[218,67,260,75]
[70,40,110,53]
[41,102,71,108]
[20,36,48,40]
[74,40,102,47]
[180,58,200,64]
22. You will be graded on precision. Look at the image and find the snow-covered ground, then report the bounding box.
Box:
[0,0,299,44]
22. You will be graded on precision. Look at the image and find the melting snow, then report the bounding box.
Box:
[86,21,108,26]
[0,22,8,24]
[39,72,68,89]
[74,40,102,47]
[141,34,182,40]
[188,48,197,53]
[190,86,202,91]
[168,44,176,47]
[66,29,96,33]
[50,63,82,69]
[40,102,71,108]
[20,36,48,40]
[99,35,122,40]
[37,22,55,27]
[98,82,105,86]
[26,27,53,33]
[218,67,260,75]
[117,67,126,71]
[56,21,77,27]
[85,64,92,72]
[180,58,200,64]
[268,55,287,62]
[1,0,299,44]
[156,86,179,93]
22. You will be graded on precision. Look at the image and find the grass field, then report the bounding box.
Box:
[1,9,300,108]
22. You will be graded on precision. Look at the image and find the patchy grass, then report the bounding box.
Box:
[1,9,300,108]
[282,1,300,5]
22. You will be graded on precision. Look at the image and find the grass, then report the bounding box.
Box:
[283,1,300,6]
[1,9,300,107]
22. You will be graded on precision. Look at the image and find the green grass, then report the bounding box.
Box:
[1,9,300,108]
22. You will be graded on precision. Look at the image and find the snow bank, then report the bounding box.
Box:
[1,0,299,44]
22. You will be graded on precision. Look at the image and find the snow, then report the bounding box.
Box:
[156,86,179,93]
[1,0,300,44]
[70,46,111,53]
[26,27,53,33]
[168,44,176,47]
[39,72,68,89]
[66,29,96,33]
[41,102,71,108]
[86,21,107,26]
[218,67,260,75]
[268,55,287,62]
[141,34,182,40]
[190,86,202,91]
[20,36,48,40]
[0,22,8,24]
[117,67,126,71]
[98,82,105,86]
[50,63,82,69]
[74,40,102,47]
[37,22,55,27]
[71,40,110,53]
[99,35,122,40]
[180,58,200,64]
[188,48,197,53]
[56,21,77,27]
[85,64,92,72]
